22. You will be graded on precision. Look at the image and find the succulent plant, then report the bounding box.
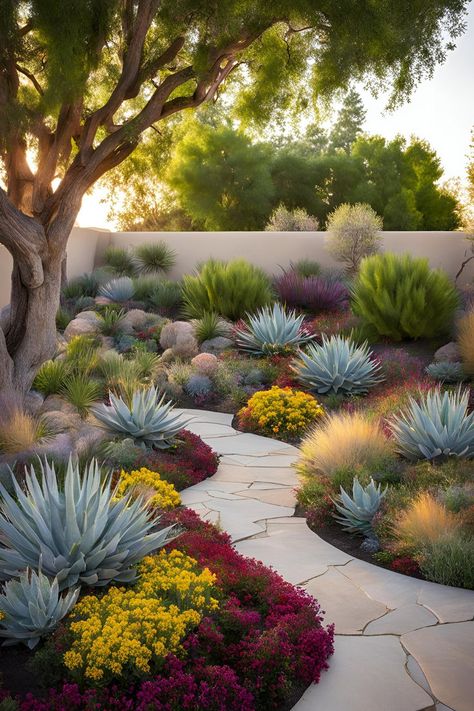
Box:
[0,458,176,590]
[235,303,314,355]
[425,361,465,383]
[291,335,383,395]
[0,569,79,648]
[333,477,387,535]
[92,385,188,448]
[99,276,135,303]
[389,388,474,461]
[185,374,213,399]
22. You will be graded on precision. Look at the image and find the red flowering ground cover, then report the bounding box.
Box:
[3,509,334,711]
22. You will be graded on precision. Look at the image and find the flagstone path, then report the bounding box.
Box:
[177,409,474,711]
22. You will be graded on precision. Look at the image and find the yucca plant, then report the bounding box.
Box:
[148,279,183,314]
[333,478,387,535]
[33,359,70,396]
[389,388,474,461]
[92,385,188,448]
[352,253,459,340]
[61,375,103,418]
[0,459,176,590]
[98,307,126,336]
[235,303,314,355]
[103,246,136,277]
[0,569,79,648]
[291,335,384,395]
[132,350,162,379]
[133,242,177,274]
[132,274,165,301]
[64,335,101,375]
[99,276,135,303]
[182,258,273,320]
[192,311,231,344]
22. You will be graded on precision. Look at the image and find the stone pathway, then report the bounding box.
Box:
[177,409,474,711]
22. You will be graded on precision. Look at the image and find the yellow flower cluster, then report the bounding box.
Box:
[115,467,180,510]
[238,386,324,439]
[64,550,218,682]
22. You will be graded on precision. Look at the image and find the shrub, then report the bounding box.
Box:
[103,246,136,277]
[132,274,165,301]
[458,311,474,376]
[265,204,319,231]
[98,306,125,335]
[389,388,474,461]
[238,386,324,440]
[0,569,79,649]
[148,279,183,314]
[185,374,214,400]
[425,361,465,383]
[115,467,181,509]
[352,253,459,340]
[419,534,474,589]
[99,276,135,303]
[133,241,177,274]
[396,493,460,548]
[291,335,383,395]
[235,303,314,355]
[275,271,348,313]
[61,375,102,418]
[33,359,70,396]
[182,259,273,320]
[64,335,101,375]
[192,312,231,344]
[62,272,103,300]
[297,412,393,480]
[191,352,219,375]
[0,459,175,590]
[56,307,74,331]
[325,203,382,273]
[290,258,321,278]
[296,477,335,528]
[92,385,189,448]
[0,392,51,454]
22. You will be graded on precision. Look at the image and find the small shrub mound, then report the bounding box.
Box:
[352,252,458,340]
[115,467,181,509]
[238,386,324,440]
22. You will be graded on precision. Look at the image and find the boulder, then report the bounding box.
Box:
[120,308,149,334]
[433,341,461,363]
[41,409,83,433]
[73,423,107,457]
[160,321,198,358]
[75,310,102,325]
[64,317,99,340]
[25,390,44,415]
[40,395,78,417]
[200,336,234,354]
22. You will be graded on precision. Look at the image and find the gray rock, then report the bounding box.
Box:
[41,409,83,433]
[40,395,78,416]
[33,433,75,462]
[73,424,107,457]
[200,336,234,354]
[120,308,149,334]
[25,390,45,415]
[160,347,175,363]
[64,317,100,340]
[160,321,194,349]
[75,310,102,325]
[433,341,461,363]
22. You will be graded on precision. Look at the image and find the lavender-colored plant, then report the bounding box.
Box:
[275,271,348,313]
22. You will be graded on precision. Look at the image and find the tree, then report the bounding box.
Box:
[329,90,366,153]
[325,203,383,273]
[166,123,274,230]
[0,0,469,392]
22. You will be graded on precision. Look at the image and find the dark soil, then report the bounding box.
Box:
[0,645,44,697]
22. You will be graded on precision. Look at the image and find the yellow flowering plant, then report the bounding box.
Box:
[115,467,181,510]
[238,386,324,440]
[64,550,219,683]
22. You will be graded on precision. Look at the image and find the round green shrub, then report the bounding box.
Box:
[351,252,459,340]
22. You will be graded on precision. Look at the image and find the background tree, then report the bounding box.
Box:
[0,0,469,392]
[328,89,366,153]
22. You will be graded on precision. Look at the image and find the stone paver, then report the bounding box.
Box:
[179,409,474,711]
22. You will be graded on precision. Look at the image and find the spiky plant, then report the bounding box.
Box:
[389,388,474,461]
[61,375,103,418]
[291,335,383,395]
[33,359,70,396]
[103,246,136,277]
[56,307,74,331]
[64,335,101,375]
[425,361,465,383]
[148,279,183,314]
[133,242,177,274]
[0,569,79,649]
[235,303,314,355]
[192,312,231,344]
[99,276,135,303]
[333,478,387,535]
[290,259,321,278]
[0,459,176,590]
[98,307,126,336]
[92,385,188,448]
[132,350,162,379]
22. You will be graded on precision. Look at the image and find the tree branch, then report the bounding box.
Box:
[15,64,44,95]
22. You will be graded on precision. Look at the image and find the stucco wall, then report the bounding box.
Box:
[1,229,472,309]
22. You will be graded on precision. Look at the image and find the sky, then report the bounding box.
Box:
[77,5,474,229]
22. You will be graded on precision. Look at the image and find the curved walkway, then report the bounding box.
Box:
[177,409,474,711]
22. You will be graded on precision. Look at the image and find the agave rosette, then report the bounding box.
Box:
[235,302,314,355]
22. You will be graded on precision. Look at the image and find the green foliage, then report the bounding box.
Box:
[182,259,273,320]
[98,307,125,336]
[132,275,165,302]
[133,242,177,275]
[329,89,366,153]
[290,259,322,278]
[103,247,136,277]
[235,303,314,355]
[92,385,189,448]
[33,359,70,396]
[419,535,474,589]
[61,375,102,418]
[352,253,459,340]
[99,276,135,303]
[148,280,183,315]
[326,203,383,272]
[265,205,319,231]
[0,459,176,590]
[62,272,102,300]
[192,312,231,344]
[333,478,387,535]
[390,388,474,461]
[64,335,101,375]
[291,335,384,395]
[0,569,79,649]
[56,307,74,331]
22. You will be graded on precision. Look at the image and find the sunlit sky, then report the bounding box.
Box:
[77,5,474,229]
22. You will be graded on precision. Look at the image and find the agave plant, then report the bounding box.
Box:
[99,276,135,303]
[291,335,384,395]
[0,569,79,648]
[333,478,387,535]
[92,385,188,448]
[235,303,314,355]
[389,388,474,461]
[0,459,176,590]
[425,361,465,383]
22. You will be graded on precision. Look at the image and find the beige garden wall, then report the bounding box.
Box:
[1,229,472,309]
